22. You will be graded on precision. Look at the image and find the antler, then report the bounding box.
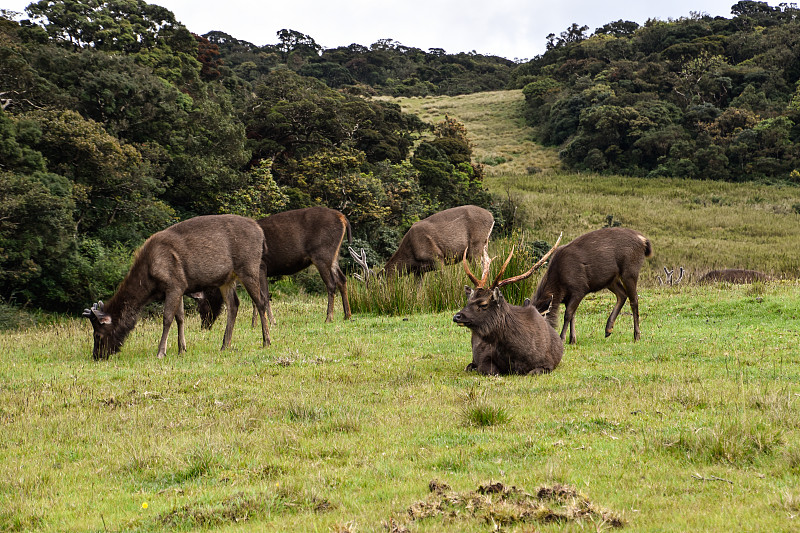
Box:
[493,232,562,289]
[348,246,372,285]
[462,248,493,288]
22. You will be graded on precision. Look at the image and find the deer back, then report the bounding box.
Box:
[258,207,349,276]
[385,205,493,274]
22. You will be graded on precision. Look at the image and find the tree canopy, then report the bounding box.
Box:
[2,0,799,312]
[0,2,498,311]
[516,2,800,182]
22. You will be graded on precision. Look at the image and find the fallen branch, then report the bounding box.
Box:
[692,472,733,484]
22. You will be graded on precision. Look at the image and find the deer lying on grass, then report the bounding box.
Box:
[383,205,494,277]
[83,214,270,360]
[453,234,562,375]
[698,269,770,284]
[533,227,653,344]
[193,207,352,326]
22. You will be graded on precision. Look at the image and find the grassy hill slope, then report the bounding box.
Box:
[384,90,800,281]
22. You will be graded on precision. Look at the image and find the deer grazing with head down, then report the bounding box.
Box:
[533,227,653,345]
[383,205,495,277]
[453,234,562,375]
[193,206,352,327]
[83,214,271,360]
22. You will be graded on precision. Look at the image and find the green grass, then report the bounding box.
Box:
[2,281,799,532]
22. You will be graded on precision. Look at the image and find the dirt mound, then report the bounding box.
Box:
[385,479,625,531]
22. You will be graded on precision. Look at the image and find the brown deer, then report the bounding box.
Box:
[83,214,270,360]
[383,205,494,277]
[453,234,563,375]
[194,207,352,326]
[533,227,653,345]
[698,269,770,284]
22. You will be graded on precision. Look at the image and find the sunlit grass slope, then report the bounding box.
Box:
[384,90,800,280]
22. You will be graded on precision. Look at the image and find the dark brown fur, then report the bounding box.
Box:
[384,205,494,277]
[698,269,770,284]
[454,288,563,375]
[533,227,653,344]
[83,214,270,359]
[196,207,352,326]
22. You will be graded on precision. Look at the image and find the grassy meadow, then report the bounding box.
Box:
[2,282,800,532]
[3,89,800,532]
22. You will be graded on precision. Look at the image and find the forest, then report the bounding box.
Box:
[1,0,799,313]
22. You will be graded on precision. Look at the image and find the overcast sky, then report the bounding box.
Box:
[5,0,746,59]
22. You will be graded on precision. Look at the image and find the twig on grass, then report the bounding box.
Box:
[692,472,734,484]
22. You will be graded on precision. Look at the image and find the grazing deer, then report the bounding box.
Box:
[83,214,270,360]
[698,269,770,284]
[533,227,653,344]
[453,234,563,375]
[194,207,352,326]
[383,205,494,277]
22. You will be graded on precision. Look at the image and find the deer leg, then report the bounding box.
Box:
[562,296,582,345]
[336,265,351,320]
[176,297,187,353]
[239,271,271,347]
[527,367,552,375]
[605,279,628,338]
[220,283,239,350]
[252,273,274,326]
[312,260,339,323]
[158,289,183,358]
[621,275,642,341]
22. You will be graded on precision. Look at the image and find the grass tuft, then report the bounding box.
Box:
[460,386,511,427]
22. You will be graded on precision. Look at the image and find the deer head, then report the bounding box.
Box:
[82,300,121,360]
[454,234,562,332]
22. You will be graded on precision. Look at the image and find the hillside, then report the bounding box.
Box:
[380,90,562,176]
[385,90,800,282]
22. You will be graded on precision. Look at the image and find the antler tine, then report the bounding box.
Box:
[489,245,516,289]
[495,232,563,289]
[479,252,494,288]
[462,248,482,286]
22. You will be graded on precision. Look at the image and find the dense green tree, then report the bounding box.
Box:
[521,4,800,182]
[20,108,173,243]
[25,0,179,52]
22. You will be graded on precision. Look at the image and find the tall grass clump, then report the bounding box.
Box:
[662,418,784,466]
[347,231,557,315]
[460,386,511,427]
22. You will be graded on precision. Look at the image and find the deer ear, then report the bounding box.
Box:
[89,306,112,325]
[492,287,504,302]
[464,286,473,297]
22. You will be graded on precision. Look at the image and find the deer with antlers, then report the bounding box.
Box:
[453,234,563,375]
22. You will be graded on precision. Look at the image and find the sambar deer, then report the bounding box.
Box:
[453,234,563,375]
[383,205,494,277]
[533,227,653,344]
[194,206,352,326]
[83,214,270,360]
[698,269,770,284]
